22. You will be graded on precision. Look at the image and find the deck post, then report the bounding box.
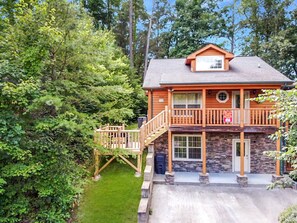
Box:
[202,131,207,174]
[240,131,245,176]
[202,88,206,127]
[168,89,172,126]
[276,119,281,176]
[236,88,248,186]
[240,88,245,176]
[168,130,172,172]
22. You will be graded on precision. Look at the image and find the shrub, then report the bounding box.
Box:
[279,205,297,223]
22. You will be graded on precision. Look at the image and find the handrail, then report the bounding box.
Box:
[142,106,168,140]
[170,108,277,126]
[94,129,140,150]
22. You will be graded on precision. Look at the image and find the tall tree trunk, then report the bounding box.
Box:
[129,0,134,68]
[144,18,152,78]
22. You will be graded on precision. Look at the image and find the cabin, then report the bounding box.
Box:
[93,44,293,185]
[142,44,293,185]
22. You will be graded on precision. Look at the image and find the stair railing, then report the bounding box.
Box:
[139,106,169,149]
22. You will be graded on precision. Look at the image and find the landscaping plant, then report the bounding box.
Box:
[0,0,144,222]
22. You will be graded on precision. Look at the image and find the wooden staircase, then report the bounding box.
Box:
[140,106,169,147]
[93,107,169,176]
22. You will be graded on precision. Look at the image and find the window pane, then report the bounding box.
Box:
[196,56,224,70]
[173,94,187,104]
[189,147,201,159]
[236,142,245,156]
[188,136,201,147]
[175,147,187,159]
[173,104,186,108]
[174,136,186,147]
[188,104,200,108]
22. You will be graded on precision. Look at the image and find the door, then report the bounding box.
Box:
[233,139,250,172]
[232,91,250,124]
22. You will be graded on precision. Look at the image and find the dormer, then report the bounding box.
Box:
[185,44,234,72]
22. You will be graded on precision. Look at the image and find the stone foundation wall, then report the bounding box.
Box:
[153,132,276,174]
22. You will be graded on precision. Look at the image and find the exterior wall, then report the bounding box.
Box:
[206,90,232,108]
[152,90,168,117]
[153,132,275,174]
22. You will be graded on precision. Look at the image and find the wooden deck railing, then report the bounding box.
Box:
[246,108,277,126]
[94,129,141,151]
[142,106,168,140]
[171,108,277,126]
[206,108,240,125]
[171,108,203,125]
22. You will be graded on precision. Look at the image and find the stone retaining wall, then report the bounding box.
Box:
[137,145,154,223]
[154,132,275,173]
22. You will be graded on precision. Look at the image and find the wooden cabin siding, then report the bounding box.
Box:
[150,89,274,117]
[199,49,224,56]
[249,92,274,109]
[206,90,232,108]
[152,90,168,117]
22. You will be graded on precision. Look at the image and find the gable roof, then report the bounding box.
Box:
[185,44,234,65]
[143,56,293,89]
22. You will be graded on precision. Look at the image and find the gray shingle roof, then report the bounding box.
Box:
[143,56,293,89]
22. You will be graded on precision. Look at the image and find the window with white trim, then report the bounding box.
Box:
[173,135,202,160]
[196,56,224,71]
[216,90,229,103]
[173,93,201,109]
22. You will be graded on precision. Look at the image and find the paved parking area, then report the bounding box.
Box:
[149,185,297,223]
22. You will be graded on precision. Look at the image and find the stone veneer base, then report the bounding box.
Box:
[154,132,276,174]
[165,171,175,185]
[271,174,284,183]
[199,173,210,184]
[236,174,248,187]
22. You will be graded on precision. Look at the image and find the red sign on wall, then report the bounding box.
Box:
[223,110,232,123]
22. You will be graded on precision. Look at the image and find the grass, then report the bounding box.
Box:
[76,153,146,223]
[126,122,138,130]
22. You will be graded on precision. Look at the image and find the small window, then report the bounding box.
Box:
[173,93,201,109]
[196,56,224,71]
[216,91,229,103]
[173,135,202,160]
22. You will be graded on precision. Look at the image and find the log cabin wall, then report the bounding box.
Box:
[151,90,168,118]
[149,89,274,118]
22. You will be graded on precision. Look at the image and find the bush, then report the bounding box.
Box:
[289,170,297,181]
[279,205,297,223]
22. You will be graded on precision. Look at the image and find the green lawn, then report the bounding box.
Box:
[76,154,145,223]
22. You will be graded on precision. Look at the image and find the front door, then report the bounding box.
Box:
[232,91,250,124]
[233,139,250,172]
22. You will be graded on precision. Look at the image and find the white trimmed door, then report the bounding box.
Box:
[232,139,250,172]
[232,91,250,124]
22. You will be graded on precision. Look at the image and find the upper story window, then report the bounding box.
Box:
[173,93,201,109]
[196,56,224,71]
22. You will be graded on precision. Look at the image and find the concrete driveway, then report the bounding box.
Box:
[149,185,297,223]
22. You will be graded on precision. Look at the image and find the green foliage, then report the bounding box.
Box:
[169,0,225,57]
[256,88,297,187]
[0,0,143,222]
[239,0,297,78]
[279,205,297,223]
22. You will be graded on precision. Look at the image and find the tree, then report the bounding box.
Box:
[149,0,174,59]
[239,0,297,78]
[169,0,225,58]
[257,87,297,222]
[257,88,297,174]
[0,0,142,221]
[82,0,121,29]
